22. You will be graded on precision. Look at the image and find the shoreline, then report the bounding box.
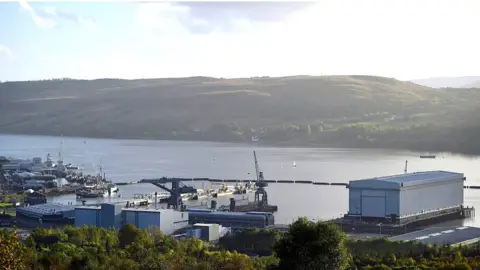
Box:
[1,131,479,157]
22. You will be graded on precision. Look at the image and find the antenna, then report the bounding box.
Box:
[58,134,64,162]
[404,160,408,174]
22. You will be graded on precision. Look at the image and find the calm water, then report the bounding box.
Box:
[1,134,480,225]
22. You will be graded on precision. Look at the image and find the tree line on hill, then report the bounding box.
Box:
[1,217,480,269]
[1,76,480,155]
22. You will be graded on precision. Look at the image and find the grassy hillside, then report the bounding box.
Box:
[1,75,479,151]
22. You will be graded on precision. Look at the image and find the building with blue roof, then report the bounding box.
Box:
[347,171,465,222]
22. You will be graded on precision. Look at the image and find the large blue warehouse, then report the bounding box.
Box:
[75,204,189,235]
[348,171,465,222]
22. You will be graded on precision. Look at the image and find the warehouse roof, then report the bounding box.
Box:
[19,203,75,214]
[376,171,462,184]
[349,171,464,189]
[389,226,480,246]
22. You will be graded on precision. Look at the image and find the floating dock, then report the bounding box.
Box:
[335,171,475,236]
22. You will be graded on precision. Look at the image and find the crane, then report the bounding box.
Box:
[139,178,197,210]
[253,151,268,206]
[253,151,267,187]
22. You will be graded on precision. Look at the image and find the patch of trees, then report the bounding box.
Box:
[2,218,480,269]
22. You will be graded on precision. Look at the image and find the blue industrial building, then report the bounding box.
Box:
[75,204,122,228]
[74,204,189,235]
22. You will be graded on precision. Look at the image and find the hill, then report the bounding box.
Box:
[465,80,480,88]
[411,76,480,88]
[1,75,480,152]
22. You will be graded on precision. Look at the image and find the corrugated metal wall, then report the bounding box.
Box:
[399,179,464,216]
[349,189,400,218]
[349,189,361,215]
[385,190,400,216]
[137,212,161,229]
[74,209,101,227]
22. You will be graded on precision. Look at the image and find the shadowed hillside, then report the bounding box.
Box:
[1,75,480,153]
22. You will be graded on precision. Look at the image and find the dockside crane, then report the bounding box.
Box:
[139,178,197,210]
[253,151,268,206]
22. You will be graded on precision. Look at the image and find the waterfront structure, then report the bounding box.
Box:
[389,226,480,246]
[75,203,122,228]
[347,171,465,223]
[16,203,75,222]
[187,209,275,229]
[122,208,188,234]
[74,203,189,235]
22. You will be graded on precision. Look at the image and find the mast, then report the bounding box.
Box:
[84,141,100,177]
[58,134,64,163]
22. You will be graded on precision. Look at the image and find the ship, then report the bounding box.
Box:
[76,182,119,199]
[420,155,436,159]
[234,182,256,194]
[75,187,109,198]
[212,184,235,198]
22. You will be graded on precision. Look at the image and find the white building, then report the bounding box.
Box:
[348,171,465,220]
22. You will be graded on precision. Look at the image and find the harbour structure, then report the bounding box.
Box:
[186,208,275,229]
[122,208,189,234]
[346,171,466,223]
[16,203,75,227]
[139,178,197,209]
[74,203,189,235]
[75,203,122,228]
[389,226,480,247]
[334,170,474,235]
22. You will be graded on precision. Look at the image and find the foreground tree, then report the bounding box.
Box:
[274,217,350,270]
[0,232,27,270]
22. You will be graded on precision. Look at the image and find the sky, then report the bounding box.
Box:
[0,0,479,82]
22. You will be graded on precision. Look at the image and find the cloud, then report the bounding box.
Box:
[18,0,96,27]
[136,1,315,34]
[0,45,14,60]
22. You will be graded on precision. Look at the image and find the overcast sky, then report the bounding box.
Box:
[0,0,479,81]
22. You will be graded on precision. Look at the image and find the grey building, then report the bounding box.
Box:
[348,171,465,221]
[389,226,480,246]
